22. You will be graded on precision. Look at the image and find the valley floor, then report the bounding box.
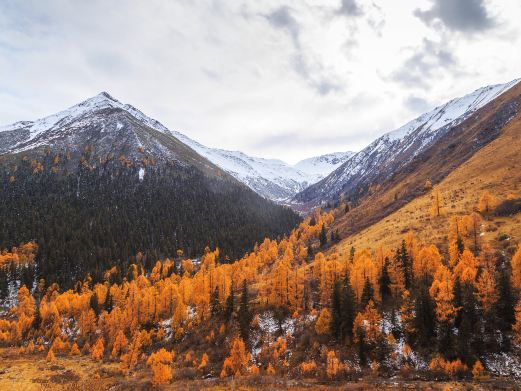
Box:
[0,349,518,391]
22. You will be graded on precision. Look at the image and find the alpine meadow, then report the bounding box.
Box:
[1,1,521,390]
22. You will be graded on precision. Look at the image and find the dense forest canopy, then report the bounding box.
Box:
[0,152,300,288]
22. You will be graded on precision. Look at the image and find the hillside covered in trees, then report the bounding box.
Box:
[0,150,300,289]
[1,189,521,388]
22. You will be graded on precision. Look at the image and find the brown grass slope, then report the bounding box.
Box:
[329,82,521,248]
[334,83,521,254]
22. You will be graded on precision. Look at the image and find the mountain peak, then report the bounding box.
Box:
[78,91,120,108]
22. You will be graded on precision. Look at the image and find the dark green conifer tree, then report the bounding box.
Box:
[360,278,374,309]
[341,276,356,340]
[210,288,221,317]
[379,259,392,305]
[319,224,328,247]
[331,281,342,340]
[224,282,235,322]
[238,280,252,343]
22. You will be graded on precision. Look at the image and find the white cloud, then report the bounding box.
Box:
[0,0,520,164]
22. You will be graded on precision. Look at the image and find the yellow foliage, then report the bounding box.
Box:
[220,337,249,378]
[91,337,104,361]
[147,348,173,385]
[70,343,80,356]
[315,308,332,335]
[46,348,55,362]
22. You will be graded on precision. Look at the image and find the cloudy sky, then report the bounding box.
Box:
[1,0,520,164]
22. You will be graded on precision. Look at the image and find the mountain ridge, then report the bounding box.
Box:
[0,93,352,201]
[292,78,521,208]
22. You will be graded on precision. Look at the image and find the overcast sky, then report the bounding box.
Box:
[1,0,520,164]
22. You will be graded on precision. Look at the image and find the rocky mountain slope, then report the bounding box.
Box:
[293,78,520,208]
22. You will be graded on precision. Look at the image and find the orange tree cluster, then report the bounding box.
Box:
[0,207,520,383]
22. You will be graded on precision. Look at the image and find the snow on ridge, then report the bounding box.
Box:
[385,79,519,144]
[0,92,173,147]
[294,151,355,182]
[293,77,520,204]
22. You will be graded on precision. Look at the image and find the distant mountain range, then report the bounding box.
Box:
[171,130,353,200]
[0,93,352,201]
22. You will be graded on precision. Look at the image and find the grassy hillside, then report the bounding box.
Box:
[334,90,521,256]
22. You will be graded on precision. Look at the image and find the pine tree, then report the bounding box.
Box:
[379,259,392,305]
[349,246,356,262]
[0,269,7,301]
[453,277,463,328]
[341,276,356,340]
[90,292,100,317]
[238,280,252,343]
[360,278,374,309]
[210,288,221,317]
[457,282,479,363]
[396,241,412,289]
[104,287,113,312]
[496,270,515,341]
[319,224,328,247]
[224,282,235,322]
[413,282,436,349]
[331,281,342,339]
[307,240,314,260]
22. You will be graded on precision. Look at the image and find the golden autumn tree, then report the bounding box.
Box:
[350,250,378,300]
[430,265,457,324]
[472,360,486,379]
[91,337,105,361]
[461,213,482,252]
[388,254,406,298]
[511,244,521,290]
[198,353,209,370]
[220,337,250,378]
[326,350,342,379]
[315,308,332,335]
[46,348,55,362]
[513,299,521,345]
[111,330,129,359]
[147,348,173,385]
[454,249,478,284]
[121,332,142,373]
[431,189,443,217]
[478,191,496,214]
[413,245,442,281]
[15,285,35,341]
[475,268,497,313]
[353,300,382,344]
[70,343,80,356]
[400,290,416,339]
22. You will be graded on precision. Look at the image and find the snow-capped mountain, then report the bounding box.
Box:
[293,78,521,206]
[171,131,353,200]
[0,92,172,154]
[0,92,349,201]
[294,152,355,183]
